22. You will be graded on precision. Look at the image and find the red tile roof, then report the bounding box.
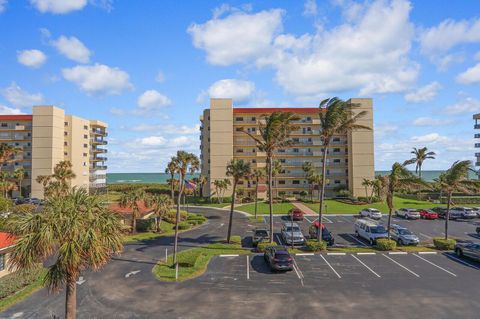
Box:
[0,232,16,250]
[0,115,32,120]
[109,201,153,218]
[233,108,322,114]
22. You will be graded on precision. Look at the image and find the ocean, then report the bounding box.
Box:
[107,170,479,184]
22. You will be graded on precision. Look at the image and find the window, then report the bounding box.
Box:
[333,159,341,163]
[64,132,68,136]
[83,162,87,166]
[250,127,256,132]
[84,134,88,139]
[333,137,340,142]
[64,142,68,146]
[306,117,311,121]
[278,149,285,153]
[64,122,68,126]
[333,148,340,153]
[293,148,299,153]
[84,144,88,148]
[252,159,256,163]
[279,159,286,163]
[1,123,7,127]
[83,125,88,130]
[251,117,256,121]
[64,152,68,156]
[292,180,300,185]
[236,127,243,132]
[334,180,341,184]
[83,153,87,157]
[236,149,244,153]
[235,117,244,121]
[279,180,286,185]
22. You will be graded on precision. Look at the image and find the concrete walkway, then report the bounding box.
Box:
[291,201,318,216]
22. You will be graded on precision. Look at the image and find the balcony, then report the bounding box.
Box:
[90,165,107,171]
[91,138,107,145]
[475,125,480,129]
[90,182,107,188]
[92,148,107,154]
[475,134,480,139]
[476,153,480,157]
[91,128,108,136]
[90,174,106,181]
[475,143,480,148]
[91,156,107,162]
[253,162,266,168]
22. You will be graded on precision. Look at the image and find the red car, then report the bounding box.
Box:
[288,208,304,221]
[419,209,438,220]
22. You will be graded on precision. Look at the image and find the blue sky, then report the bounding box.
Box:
[1,0,480,172]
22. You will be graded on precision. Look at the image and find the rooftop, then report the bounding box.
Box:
[233,108,321,114]
[0,115,33,121]
[109,201,153,218]
[0,232,16,250]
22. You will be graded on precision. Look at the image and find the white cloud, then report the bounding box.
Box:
[1,82,43,107]
[456,63,480,84]
[30,0,88,14]
[0,0,7,13]
[0,105,23,115]
[204,79,255,103]
[411,133,449,144]
[443,97,480,115]
[303,0,317,16]
[137,90,171,110]
[188,9,284,65]
[404,82,441,103]
[51,35,91,63]
[62,64,133,95]
[155,71,165,83]
[127,123,200,134]
[17,49,47,68]
[171,136,195,146]
[412,117,452,126]
[139,136,167,146]
[475,51,480,61]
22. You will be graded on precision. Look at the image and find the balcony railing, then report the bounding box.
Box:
[475,134,480,139]
[91,138,108,145]
[475,125,480,129]
[475,143,480,148]
[90,183,107,188]
[91,129,108,136]
[92,148,107,154]
[90,165,107,171]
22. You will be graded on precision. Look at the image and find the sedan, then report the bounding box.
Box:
[419,209,439,220]
[281,222,305,246]
[450,207,477,219]
[359,208,382,220]
[454,242,480,262]
[396,208,420,219]
[264,246,293,271]
[390,224,419,246]
[288,208,304,221]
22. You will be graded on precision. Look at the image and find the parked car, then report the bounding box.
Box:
[477,226,480,235]
[263,245,293,271]
[308,221,335,246]
[454,242,480,262]
[472,207,480,218]
[390,224,419,246]
[359,208,382,220]
[281,222,305,246]
[450,207,477,219]
[395,208,420,219]
[252,228,269,247]
[419,209,439,220]
[432,207,461,220]
[354,219,388,245]
[288,208,304,221]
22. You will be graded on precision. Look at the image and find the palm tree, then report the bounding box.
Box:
[403,147,436,179]
[0,171,11,198]
[36,160,76,198]
[146,194,172,233]
[197,175,207,198]
[361,178,372,203]
[165,159,178,200]
[435,161,480,239]
[213,179,223,203]
[317,97,371,241]
[271,160,282,199]
[226,159,251,243]
[172,151,199,265]
[243,112,299,243]
[119,188,147,234]
[251,168,265,219]
[13,167,25,197]
[379,163,429,238]
[302,162,314,201]
[0,143,20,172]
[7,188,123,319]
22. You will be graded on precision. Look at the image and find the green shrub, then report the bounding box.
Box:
[229,235,242,245]
[433,237,456,250]
[178,222,191,230]
[0,266,44,300]
[375,238,397,251]
[187,220,198,226]
[256,242,277,252]
[305,239,327,252]
[135,218,156,232]
[12,204,36,214]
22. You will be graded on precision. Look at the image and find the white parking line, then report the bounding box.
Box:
[320,254,342,279]
[323,216,333,224]
[351,254,381,278]
[418,251,437,255]
[292,257,305,287]
[275,234,283,245]
[246,255,250,280]
[219,254,239,257]
[382,254,420,277]
[412,254,457,277]
[447,254,480,270]
[296,253,314,256]
[419,233,432,239]
[327,252,346,256]
[303,216,314,224]
[357,252,376,255]
[388,252,408,255]
[347,234,368,247]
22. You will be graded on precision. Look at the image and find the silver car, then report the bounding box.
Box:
[396,208,420,219]
[450,207,477,219]
[281,222,305,246]
[390,224,419,246]
[360,208,382,220]
[455,242,480,262]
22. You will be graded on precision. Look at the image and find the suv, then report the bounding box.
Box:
[264,246,293,271]
[390,224,419,246]
[354,219,388,245]
[395,208,420,219]
[308,221,335,246]
[359,208,382,220]
[450,207,477,219]
[252,228,269,247]
[281,222,305,246]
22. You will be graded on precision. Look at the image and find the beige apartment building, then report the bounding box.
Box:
[0,106,107,199]
[200,98,374,198]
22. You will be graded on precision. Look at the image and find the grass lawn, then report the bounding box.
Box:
[236,201,295,215]
[303,196,442,214]
[152,242,249,282]
[0,268,47,312]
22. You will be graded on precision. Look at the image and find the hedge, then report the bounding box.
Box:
[229,235,242,245]
[305,239,327,252]
[375,238,397,251]
[256,242,277,252]
[0,266,44,300]
[433,237,456,250]
[136,218,156,232]
[177,222,191,230]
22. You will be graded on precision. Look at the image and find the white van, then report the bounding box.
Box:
[354,219,388,245]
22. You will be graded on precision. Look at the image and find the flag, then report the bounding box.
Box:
[184,180,197,190]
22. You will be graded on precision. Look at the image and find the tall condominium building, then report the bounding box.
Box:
[474,113,480,169]
[0,105,108,198]
[200,98,374,198]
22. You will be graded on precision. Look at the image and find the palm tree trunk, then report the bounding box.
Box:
[365,186,368,202]
[156,212,161,233]
[267,155,274,243]
[170,174,175,200]
[254,181,258,219]
[445,192,451,240]
[227,181,237,243]
[418,163,422,179]
[65,274,77,319]
[386,191,394,239]
[173,176,184,265]
[131,209,137,234]
[318,145,328,241]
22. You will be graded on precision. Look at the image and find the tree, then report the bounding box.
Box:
[243,112,299,243]
[172,151,199,265]
[197,175,207,198]
[302,162,315,201]
[36,160,76,199]
[378,163,428,238]
[317,97,371,241]
[435,161,480,239]
[271,160,282,199]
[165,159,178,200]
[226,159,251,243]
[119,188,147,234]
[146,194,172,233]
[0,171,12,198]
[251,168,265,219]
[213,179,230,203]
[0,143,20,173]
[13,167,25,197]
[7,188,123,319]
[403,147,436,178]
[361,178,372,203]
